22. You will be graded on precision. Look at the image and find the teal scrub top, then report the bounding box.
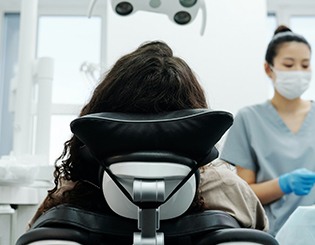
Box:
[220,100,315,236]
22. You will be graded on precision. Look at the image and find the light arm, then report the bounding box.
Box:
[236,165,284,205]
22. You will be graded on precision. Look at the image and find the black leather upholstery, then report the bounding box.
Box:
[17,204,242,245]
[196,228,279,245]
[70,109,233,166]
[70,109,233,207]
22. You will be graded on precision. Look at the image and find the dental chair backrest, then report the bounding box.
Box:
[16,108,280,245]
[69,109,233,244]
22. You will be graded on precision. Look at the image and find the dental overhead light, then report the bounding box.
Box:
[88,0,207,35]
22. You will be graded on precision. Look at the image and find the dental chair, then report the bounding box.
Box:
[16,109,279,245]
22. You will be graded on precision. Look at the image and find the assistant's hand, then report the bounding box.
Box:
[279,168,315,195]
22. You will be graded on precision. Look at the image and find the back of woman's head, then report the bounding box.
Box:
[54,41,207,184]
[80,41,207,116]
[265,25,311,66]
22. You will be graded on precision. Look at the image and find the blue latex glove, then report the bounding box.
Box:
[279,168,315,195]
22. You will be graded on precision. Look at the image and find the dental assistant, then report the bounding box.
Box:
[220,25,315,236]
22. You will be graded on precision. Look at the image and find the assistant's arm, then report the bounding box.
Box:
[236,165,315,205]
[236,165,284,205]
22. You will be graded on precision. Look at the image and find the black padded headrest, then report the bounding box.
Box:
[70,109,233,166]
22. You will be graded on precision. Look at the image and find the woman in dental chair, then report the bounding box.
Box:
[28,41,268,232]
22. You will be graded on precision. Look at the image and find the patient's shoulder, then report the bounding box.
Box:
[200,162,251,188]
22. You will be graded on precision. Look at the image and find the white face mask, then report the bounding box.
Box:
[272,68,312,100]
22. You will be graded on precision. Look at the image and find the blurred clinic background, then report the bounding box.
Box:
[0,0,315,244]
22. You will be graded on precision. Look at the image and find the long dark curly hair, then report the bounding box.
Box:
[36,41,208,219]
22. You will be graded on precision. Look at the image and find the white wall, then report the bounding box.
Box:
[105,0,269,115]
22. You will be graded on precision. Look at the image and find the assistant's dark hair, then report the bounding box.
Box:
[265,25,311,66]
[39,41,207,214]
